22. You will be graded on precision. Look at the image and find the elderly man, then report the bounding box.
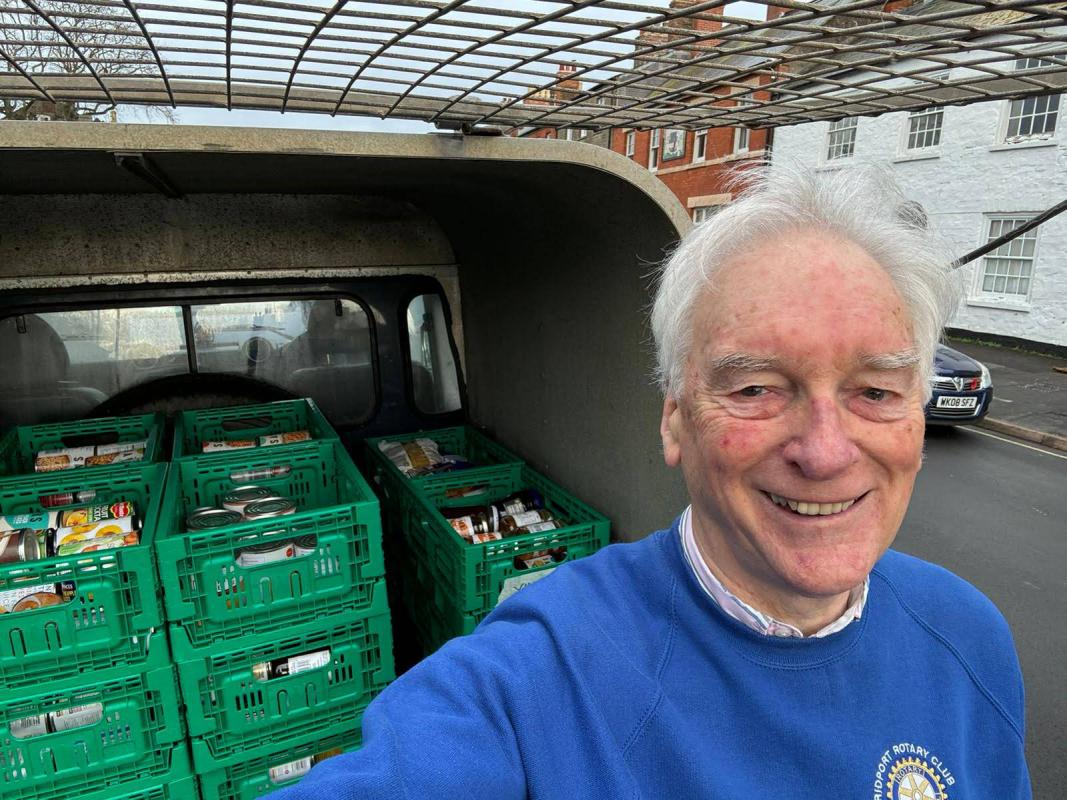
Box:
[269,167,1030,799]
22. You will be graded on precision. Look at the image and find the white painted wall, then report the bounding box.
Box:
[772,98,1067,348]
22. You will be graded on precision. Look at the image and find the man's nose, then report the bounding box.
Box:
[782,397,861,480]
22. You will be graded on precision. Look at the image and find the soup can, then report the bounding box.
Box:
[236,539,295,567]
[222,486,280,516]
[53,516,138,549]
[187,507,243,532]
[0,529,41,564]
[293,534,317,557]
[243,497,296,521]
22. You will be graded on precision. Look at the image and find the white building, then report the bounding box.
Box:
[772,61,1067,350]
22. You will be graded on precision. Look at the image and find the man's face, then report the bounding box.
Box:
[661,231,926,611]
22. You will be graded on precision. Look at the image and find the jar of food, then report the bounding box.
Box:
[489,489,544,522]
[442,505,492,540]
[499,509,554,534]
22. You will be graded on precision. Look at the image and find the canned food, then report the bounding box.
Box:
[10,714,49,739]
[57,500,133,527]
[201,439,256,453]
[57,532,138,556]
[222,486,280,516]
[54,516,138,549]
[0,529,41,564]
[12,591,64,612]
[0,511,58,533]
[259,430,311,447]
[49,703,103,732]
[292,534,317,557]
[0,583,58,614]
[186,508,243,532]
[243,497,296,520]
[269,756,313,785]
[39,489,97,508]
[229,464,292,482]
[236,539,296,567]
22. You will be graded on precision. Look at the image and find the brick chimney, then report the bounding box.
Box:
[551,62,582,103]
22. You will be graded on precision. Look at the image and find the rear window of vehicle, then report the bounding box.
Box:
[0,296,376,429]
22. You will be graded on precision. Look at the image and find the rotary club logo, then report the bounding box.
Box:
[873,743,955,800]
[887,757,947,799]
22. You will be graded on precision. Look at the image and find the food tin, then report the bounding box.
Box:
[0,511,57,534]
[292,534,318,557]
[222,485,279,516]
[236,539,296,567]
[57,532,138,556]
[243,497,296,520]
[57,500,133,527]
[11,591,64,612]
[0,529,41,564]
[49,703,103,732]
[186,507,243,532]
[10,714,49,739]
[39,489,97,508]
[53,516,138,549]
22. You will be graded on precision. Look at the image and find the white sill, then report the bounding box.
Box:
[988,139,1058,152]
[893,151,940,163]
[966,297,1032,313]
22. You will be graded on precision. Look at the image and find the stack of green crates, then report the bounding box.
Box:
[161,399,394,799]
[365,426,611,654]
[0,414,192,800]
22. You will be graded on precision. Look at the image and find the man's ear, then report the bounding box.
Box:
[661,395,683,468]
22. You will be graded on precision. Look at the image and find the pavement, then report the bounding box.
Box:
[946,337,1067,452]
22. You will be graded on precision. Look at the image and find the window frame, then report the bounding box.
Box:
[649,128,660,170]
[901,107,944,154]
[624,129,636,157]
[825,117,858,162]
[999,58,1060,144]
[972,215,1040,306]
[398,285,468,420]
[693,129,708,162]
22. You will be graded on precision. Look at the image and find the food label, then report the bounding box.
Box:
[50,703,103,732]
[0,512,58,533]
[58,501,132,527]
[270,756,314,784]
[517,551,555,569]
[508,510,546,528]
[470,531,503,544]
[202,439,256,453]
[259,430,311,447]
[286,649,331,676]
[448,516,475,538]
[57,533,138,556]
[498,568,557,605]
[0,583,58,614]
[10,714,48,739]
[54,516,138,548]
[520,521,560,533]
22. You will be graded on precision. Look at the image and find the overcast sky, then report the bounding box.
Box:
[115,1,766,133]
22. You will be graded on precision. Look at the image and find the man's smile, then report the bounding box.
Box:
[763,491,869,517]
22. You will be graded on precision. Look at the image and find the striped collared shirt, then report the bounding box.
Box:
[679,505,869,638]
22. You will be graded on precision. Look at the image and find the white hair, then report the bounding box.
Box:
[650,163,961,404]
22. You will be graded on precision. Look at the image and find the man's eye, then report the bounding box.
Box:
[863,388,888,402]
[738,386,766,397]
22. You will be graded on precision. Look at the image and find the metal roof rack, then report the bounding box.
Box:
[1,0,1065,130]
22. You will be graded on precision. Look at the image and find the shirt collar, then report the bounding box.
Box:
[679,505,868,639]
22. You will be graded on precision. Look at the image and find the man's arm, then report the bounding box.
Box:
[263,618,531,800]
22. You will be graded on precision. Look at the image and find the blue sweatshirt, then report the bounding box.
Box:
[267,521,1030,799]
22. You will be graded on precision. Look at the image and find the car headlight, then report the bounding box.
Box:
[979,363,992,389]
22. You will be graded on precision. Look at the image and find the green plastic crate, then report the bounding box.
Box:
[79,742,198,800]
[172,399,338,460]
[156,440,386,649]
[0,645,185,800]
[405,465,610,618]
[0,412,165,477]
[195,720,362,800]
[175,605,393,769]
[364,426,523,488]
[400,557,485,655]
[0,462,168,698]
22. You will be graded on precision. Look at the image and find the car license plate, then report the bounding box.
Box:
[936,396,978,409]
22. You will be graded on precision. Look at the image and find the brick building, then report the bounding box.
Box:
[509,0,779,222]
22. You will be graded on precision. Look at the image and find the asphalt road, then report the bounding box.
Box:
[898,425,1067,798]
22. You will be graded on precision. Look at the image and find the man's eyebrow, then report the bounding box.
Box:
[707,352,783,374]
[861,349,921,370]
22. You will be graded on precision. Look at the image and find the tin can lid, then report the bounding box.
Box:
[244,497,295,519]
[238,539,293,554]
[222,485,276,505]
[187,508,243,530]
[293,534,317,549]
